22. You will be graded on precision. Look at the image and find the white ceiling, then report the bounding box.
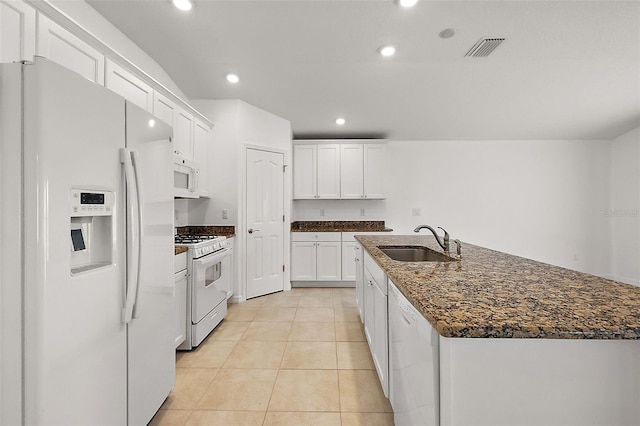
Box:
[88,0,640,140]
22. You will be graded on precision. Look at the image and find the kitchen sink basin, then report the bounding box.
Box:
[378,246,457,262]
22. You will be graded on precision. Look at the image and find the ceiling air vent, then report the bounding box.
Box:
[464,37,505,58]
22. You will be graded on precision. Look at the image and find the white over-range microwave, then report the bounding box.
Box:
[174,156,200,198]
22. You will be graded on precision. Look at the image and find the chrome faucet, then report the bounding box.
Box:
[453,239,462,256]
[413,225,450,253]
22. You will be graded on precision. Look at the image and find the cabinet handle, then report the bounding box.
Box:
[248,228,260,234]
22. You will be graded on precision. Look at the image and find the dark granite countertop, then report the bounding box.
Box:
[356,234,640,340]
[176,225,235,237]
[291,221,392,232]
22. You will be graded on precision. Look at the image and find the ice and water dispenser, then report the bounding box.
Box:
[69,188,115,275]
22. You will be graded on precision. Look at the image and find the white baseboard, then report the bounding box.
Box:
[291,281,356,288]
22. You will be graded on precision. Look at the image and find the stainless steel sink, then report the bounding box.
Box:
[378,245,457,262]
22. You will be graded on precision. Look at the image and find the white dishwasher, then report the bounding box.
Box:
[388,279,440,426]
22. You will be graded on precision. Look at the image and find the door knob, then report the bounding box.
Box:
[248,228,260,234]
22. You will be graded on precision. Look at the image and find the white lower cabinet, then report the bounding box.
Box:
[173,253,187,349]
[341,241,357,281]
[290,232,341,281]
[354,244,364,322]
[363,251,388,397]
[316,241,342,280]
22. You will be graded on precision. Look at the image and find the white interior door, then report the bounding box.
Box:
[246,148,285,299]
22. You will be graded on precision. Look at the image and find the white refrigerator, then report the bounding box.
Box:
[0,58,175,425]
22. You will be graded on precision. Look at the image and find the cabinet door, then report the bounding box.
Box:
[354,244,364,322]
[291,241,317,280]
[173,270,187,348]
[193,119,211,197]
[1,0,35,63]
[36,14,104,84]
[316,144,340,199]
[340,144,364,199]
[363,270,375,347]
[364,144,386,199]
[105,60,153,112]
[316,241,342,281]
[341,241,357,281]
[173,108,194,160]
[152,91,175,127]
[373,280,389,397]
[293,145,317,199]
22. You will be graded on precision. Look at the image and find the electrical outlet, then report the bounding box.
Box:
[222,209,229,220]
[360,208,365,216]
[412,208,421,216]
[320,208,325,216]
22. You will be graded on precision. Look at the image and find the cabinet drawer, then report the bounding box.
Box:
[291,232,341,242]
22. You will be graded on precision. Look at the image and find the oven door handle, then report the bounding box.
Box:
[194,247,231,267]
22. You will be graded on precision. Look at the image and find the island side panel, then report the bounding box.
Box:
[439,337,640,426]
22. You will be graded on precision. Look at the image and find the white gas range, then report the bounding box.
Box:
[175,234,232,350]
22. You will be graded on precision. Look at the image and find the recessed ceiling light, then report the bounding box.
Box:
[226,73,239,84]
[398,0,418,7]
[172,0,192,11]
[335,118,346,126]
[378,45,396,57]
[439,28,456,39]
[148,119,156,128]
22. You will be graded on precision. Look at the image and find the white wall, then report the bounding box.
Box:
[608,127,640,285]
[293,199,387,221]
[385,139,612,276]
[48,0,188,100]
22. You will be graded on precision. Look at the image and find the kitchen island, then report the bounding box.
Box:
[356,234,640,426]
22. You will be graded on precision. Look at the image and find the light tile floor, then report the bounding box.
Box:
[149,287,394,426]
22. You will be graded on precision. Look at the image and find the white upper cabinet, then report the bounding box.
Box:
[193,119,211,197]
[340,144,364,199]
[173,108,194,160]
[0,0,36,63]
[363,144,386,199]
[36,14,104,84]
[153,91,195,160]
[105,59,153,112]
[152,91,175,127]
[293,143,340,199]
[340,143,386,199]
[293,144,317,199]
[316,144,341,199]
[294,140,386,200]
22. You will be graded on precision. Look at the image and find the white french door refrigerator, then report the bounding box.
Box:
[0,58,175,425]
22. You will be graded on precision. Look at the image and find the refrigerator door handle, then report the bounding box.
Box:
[131,150,144,319]
[121,148,140,324]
